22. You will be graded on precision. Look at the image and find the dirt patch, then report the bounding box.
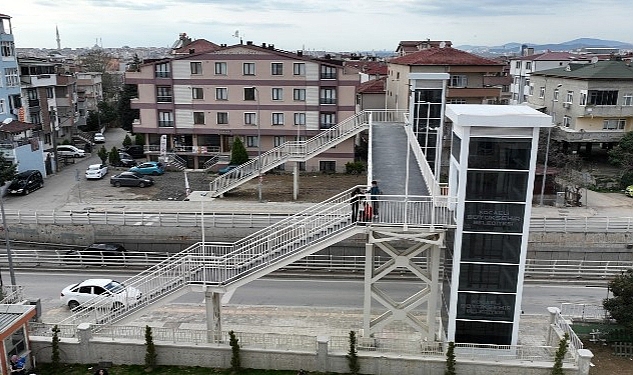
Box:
[141,171,367,202]
[586,341,633,375]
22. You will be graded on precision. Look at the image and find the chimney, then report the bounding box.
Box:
[268,44,274,50]
[246,40,253,45]
[188,49,195,54]
[261,43,267,48]
[297,50,303,57]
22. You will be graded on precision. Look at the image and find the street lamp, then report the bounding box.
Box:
[539,83,562,206]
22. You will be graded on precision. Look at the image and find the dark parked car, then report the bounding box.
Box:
[115,152,136,167]
[110,171,154,187]
[7,170,44,195]
[67,243,127,257]
[120,145,145,159]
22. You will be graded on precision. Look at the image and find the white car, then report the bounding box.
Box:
[56,145,85,158]
[85,164,108,179]
[60,278,142,310]
[93,132,106,143]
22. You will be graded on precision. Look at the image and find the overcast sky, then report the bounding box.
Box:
[4,0,633,52]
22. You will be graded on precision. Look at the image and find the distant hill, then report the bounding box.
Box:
[457,38,633,55]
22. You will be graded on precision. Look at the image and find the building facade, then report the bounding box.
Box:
[527,59,633,155]
[0,14,21,123]
[125,42,360,171]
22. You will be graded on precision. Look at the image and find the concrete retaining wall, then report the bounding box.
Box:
[29,335,581,375]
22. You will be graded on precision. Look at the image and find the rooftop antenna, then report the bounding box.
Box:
[232,30,243,44]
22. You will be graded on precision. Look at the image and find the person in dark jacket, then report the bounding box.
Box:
[350,187,362,222]
[368,180,382,217]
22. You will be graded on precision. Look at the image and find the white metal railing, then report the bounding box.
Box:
[453,343,572,363]
[2,208,633,234]
[0,285,23,304]
[208,110,378,197]
[560,303,608,322]
[404,120,442,198]
[552,309,584,355]
[57,189,454,327]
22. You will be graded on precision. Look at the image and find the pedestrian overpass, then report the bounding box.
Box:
[59,85,551,348]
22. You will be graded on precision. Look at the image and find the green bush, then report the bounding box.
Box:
[229,330,241,372]
[145,325,157,370]
[346,331,360,375]
[135,133,145,146]
[123,134,133,147]
[345,161,365,175]
[621,172,633,189]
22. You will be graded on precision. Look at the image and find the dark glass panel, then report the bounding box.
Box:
[458,263,519,292]
[455,320,513,345]
[468,138,531,170]
[461,233,522,263]
[466,171,529,202]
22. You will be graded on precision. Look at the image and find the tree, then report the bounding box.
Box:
[229,330,241,372]
[230,137,249,165]
[108,147,121,166]
[97,146,108,164]
[51,325,61,372]
[604,269,633,332]
[144,325,157,370]
[135,133,145,146]
[551,333,569,375]
[128,53,142,72]
[123,134,133,148]
[445,341,456,375]
[609,131,633,186]
[118,84,139,132]
[0,153,17,187]
[346,331,360,375]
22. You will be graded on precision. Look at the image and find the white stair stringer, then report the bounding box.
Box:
[56,186,369,327]
[208,111,372,197]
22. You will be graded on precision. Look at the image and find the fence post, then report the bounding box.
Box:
[576,349,594,375]
[546,306,560,345]
[316,335,329,373]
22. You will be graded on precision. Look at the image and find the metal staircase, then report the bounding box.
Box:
[208,111,374,197]
[161,153,187,171]
[57,188,455,327]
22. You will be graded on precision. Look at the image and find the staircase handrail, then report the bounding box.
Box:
[209,111,376,196]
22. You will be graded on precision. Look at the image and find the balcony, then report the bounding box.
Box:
[319,98,337,105]
[552,127,626,143]
[320,73,337,80]
[155,72,171,78]
[158,121,174,128]
[583,105,633,117]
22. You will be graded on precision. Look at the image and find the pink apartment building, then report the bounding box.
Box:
[125,41,360,172]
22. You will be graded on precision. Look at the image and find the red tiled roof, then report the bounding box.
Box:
[390,47,503,66]
[344,61,388,75]
[0,120,37,134]
[357,77,386,94]
[174,39,221,54]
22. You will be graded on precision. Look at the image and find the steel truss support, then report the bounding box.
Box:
[362,228,444,341]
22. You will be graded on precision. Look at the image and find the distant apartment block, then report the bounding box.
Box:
[0,14,21,123]
[527,58,633,154]
[125,41,360,171]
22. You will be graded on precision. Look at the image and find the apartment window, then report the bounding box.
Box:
[448,99,467,104]
[157,86,173,102]
[502,85,510,93]
[553,89,560,102]
[0,99,5,114]
[271,63,283,75]
[589,90,618,105]
[450,75,468,87]
[30,113,41,125]
[623,94,633,106]
[273,136,285,147]
[539,87,545,99]
[566,91,573,104]
[190,62,202,75]
[158,111,174,127]
[293,63,306,76]
[214,62,227,75]
[243,63,255,75]
[320,65,336,79]
[155,62,170,78]
[603,119,626,130]
[215,87,228,100]
[320,112,336,129]
[192,87,204,100]
[525,62,532,70]
[294,112,306,125]
[293,89,306,101]
[272,113,284,125]
[46,87,54,99]
[4,68,18,87]
[27,89,38,101]
[528,85,534,96]
[319,161,336,173]
[244,87,256,101]
[5,326,26,359]
[217,112,229,124]
[193,112,205,125]
[562,116,571,128]
[246,136,259,147]
[244,112,257,125]
[579,91,587,106]
[515,61,521,69]
[1,41,14,57]
[272,88,284,101]
[320,88,336,104]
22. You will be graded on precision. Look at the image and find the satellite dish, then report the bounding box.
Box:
[439,41,446,48]
[591,56,599,64]
[2,118,13,124]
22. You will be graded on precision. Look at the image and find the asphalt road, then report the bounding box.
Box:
[15,270,605,321]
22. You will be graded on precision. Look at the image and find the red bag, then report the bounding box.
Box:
[363,203,373,220]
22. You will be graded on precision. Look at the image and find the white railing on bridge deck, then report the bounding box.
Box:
[56,189,455,327]
[403,117,443,198]
[552,308,584,356]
